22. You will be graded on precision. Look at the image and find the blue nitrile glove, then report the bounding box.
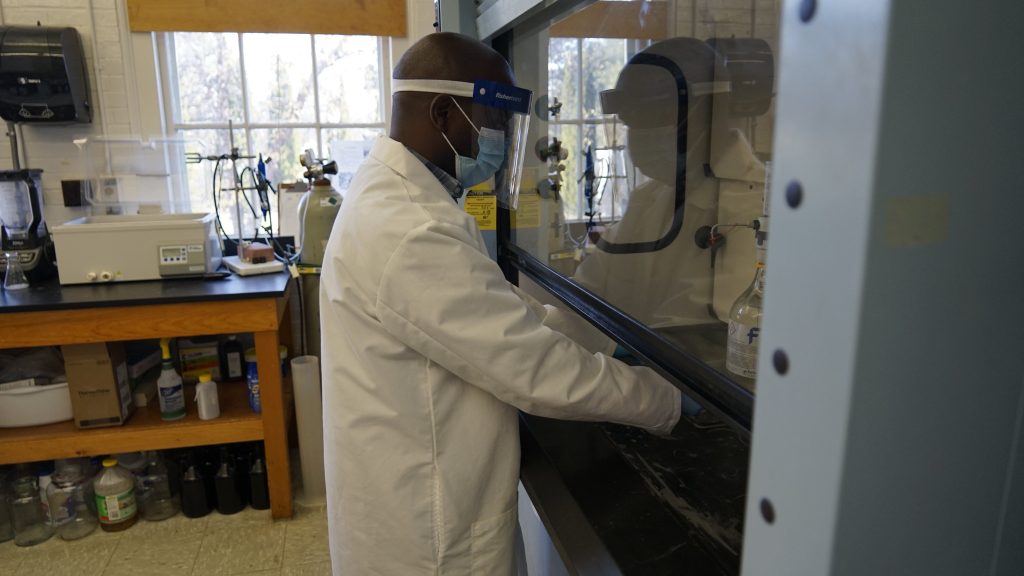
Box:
[681,393,703,417]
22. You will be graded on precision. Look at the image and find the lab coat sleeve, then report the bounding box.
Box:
[376,221,681,435]
[509,285,617,356]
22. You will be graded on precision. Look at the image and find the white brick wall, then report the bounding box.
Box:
[0,0,138,225]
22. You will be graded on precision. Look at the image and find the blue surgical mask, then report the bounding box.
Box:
[440,98,506,188]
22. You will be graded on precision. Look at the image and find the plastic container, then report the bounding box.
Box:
[244,349,261,414]
[157,338,186,421]
[94,458,137,532]
[0,382,73,427]
[249,458,270,511]
[195,373,220,420]
[242,346,288,415]
[215,448,245,515]
[115,452,148,478]
[180,464,211,518]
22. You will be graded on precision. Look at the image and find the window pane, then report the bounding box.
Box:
[582,38,627,119]
[174,33,244,123]
[548,38,580,120]
[323,128,385,191]
[243,34,316,123]
[316,35,382,124]
[581,120,631,222]
[249,126,318,192]
[181,129,255,239]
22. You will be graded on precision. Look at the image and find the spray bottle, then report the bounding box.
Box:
[157,339,186,421]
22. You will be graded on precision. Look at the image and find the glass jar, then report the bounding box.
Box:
[47,465,97,541]
[11,476,53,546]
[139,453,179,522]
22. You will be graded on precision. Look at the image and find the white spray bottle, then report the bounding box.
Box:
[157,338,186,421]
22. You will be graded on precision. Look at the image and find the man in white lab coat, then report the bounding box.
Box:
[320,32,683,575]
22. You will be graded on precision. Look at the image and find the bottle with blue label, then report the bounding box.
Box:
[244,349,261,414]
[157,339,186,421]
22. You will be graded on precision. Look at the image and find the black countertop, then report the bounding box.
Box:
[0,270,291,313]
[520,411,749,575]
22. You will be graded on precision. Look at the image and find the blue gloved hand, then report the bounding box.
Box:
[612,344,633,360]
[681,393,703,417]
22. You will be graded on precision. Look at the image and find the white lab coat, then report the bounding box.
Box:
[572,176,719,328]
[319,137,682,576]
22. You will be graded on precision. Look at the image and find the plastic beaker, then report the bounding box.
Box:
[4,252,28,290]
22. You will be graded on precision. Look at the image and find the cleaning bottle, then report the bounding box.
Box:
[157,338,186,421]
[93,459,137,532]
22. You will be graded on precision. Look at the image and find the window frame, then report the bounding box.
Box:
[156,31,390,211]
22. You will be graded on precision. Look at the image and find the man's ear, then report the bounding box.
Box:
[428,95,452,131]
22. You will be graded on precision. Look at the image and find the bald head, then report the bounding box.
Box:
[394,32,513,85]
[389,33,515,178]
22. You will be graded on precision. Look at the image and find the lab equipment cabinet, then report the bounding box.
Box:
[0,274,297,519]
[460,0,1024,574]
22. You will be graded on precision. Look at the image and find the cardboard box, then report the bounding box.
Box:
[178,338,221,382]
[63,342,135,428]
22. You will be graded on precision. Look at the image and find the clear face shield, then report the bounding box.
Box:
[392,79,533,209]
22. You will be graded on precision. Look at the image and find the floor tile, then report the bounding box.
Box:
[283,506,329,567]
[205,506,275,533]
[192,522,286,576]
[127,512,209,540]
[14,528,120,576]
[282,561,331,576]
[0,539,24,574]
[103,530,203,576]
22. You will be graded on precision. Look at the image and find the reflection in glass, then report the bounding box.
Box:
[518,0,781,387]
[581,38,626,119]
[547,38,580,120]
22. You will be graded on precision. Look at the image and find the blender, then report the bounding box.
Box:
[0,123,57,283]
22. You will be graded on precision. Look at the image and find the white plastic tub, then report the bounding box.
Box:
[0,382,73,427]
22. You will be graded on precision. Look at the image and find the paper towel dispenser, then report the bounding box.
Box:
[0,26,90,123]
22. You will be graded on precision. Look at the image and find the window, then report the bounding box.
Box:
[165,32,387,237]
[547,37,638,225]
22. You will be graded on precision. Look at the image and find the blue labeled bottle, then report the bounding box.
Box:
[157,339,186,421]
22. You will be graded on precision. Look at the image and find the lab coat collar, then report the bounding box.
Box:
[368,137,457,205]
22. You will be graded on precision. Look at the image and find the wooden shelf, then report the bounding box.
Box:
[0,381,262,464]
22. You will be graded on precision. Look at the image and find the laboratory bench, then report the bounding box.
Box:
[0,271,297,519]
[520,412,749,576]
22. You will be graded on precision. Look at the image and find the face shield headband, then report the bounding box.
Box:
[392,78,533,209]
